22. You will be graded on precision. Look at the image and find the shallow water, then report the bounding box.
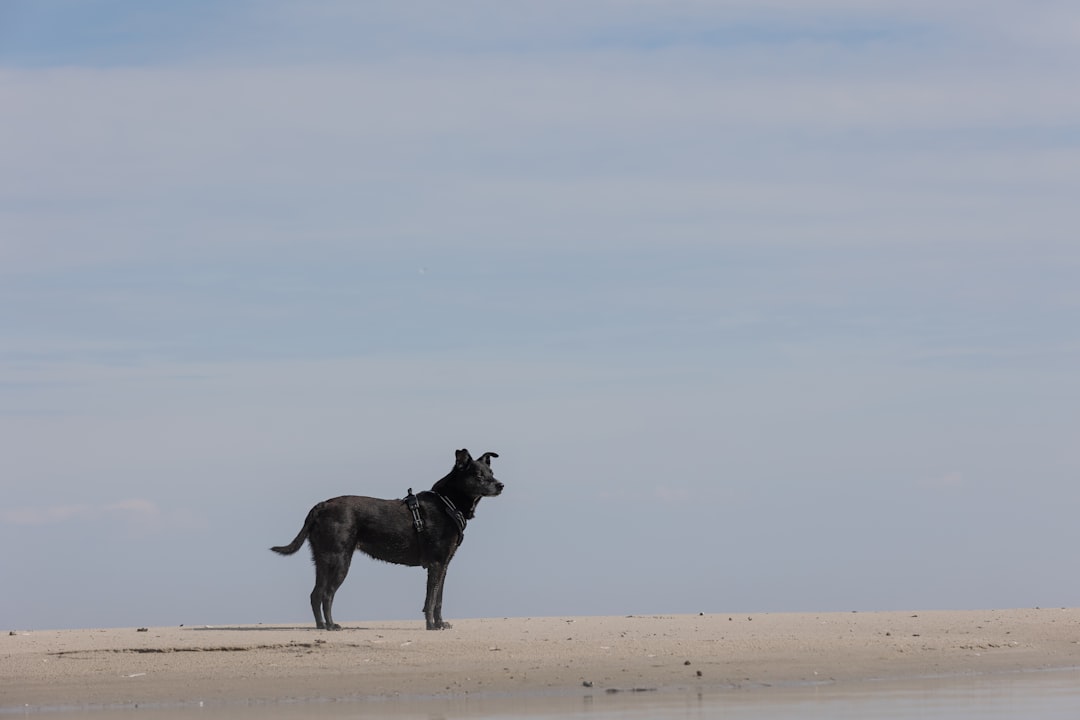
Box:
[11,669,1080,719]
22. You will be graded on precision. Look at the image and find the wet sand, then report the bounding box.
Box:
[4,609,1079,712]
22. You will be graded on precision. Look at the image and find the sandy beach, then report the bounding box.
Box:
[4,609,1079,712]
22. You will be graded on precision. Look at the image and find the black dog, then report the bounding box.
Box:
[271,449,503,630]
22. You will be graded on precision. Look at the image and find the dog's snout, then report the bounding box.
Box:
[493,481,505,494]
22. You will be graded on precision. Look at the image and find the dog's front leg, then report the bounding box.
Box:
[424,563,451,630]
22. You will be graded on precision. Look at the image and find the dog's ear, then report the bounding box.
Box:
[455,449,472,467]
[478,452,499,466]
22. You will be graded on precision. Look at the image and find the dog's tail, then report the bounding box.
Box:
[270,504,319,555]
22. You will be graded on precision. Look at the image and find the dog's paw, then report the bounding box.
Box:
[427,621,453,630]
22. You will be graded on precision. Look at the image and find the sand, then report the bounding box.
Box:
[4,609,1080,712]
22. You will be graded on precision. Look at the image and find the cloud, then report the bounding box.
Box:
[1,498,161,526]
[654,484,692,504]
[2,55,1076,286]
[917,471,968,491]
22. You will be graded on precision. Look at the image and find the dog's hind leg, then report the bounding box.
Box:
[310,561,331,629]
[312,552,353,630]
[423,562,452,630]
[323,552,354,630]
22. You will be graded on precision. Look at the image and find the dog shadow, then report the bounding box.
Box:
[184,625,389,632]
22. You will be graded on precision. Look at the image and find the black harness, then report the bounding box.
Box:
[405,488,467,542]
[405,488,424,533]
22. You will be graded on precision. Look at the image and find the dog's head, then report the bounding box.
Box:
[453,448,504,498]
[436,449,504,519]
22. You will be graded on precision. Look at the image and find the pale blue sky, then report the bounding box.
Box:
[2,1,1079,630]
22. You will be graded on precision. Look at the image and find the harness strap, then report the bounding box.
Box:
[405,488,424,533]
[436,493,467,537]
[404,489,467,543]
